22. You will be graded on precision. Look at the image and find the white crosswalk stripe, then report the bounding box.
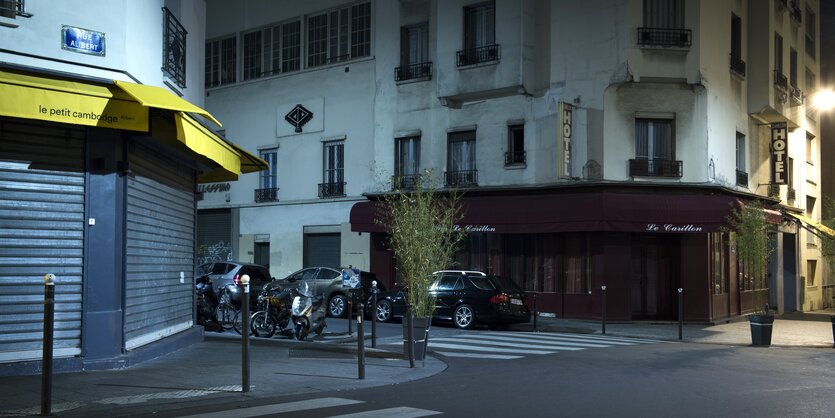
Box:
[173,397,442,418]
[406,331,661,360]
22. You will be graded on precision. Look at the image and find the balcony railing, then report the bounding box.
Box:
[318,182,346,198]
[456,44,500,67]
[789,84,804,105]
[504,151,527,166]
[789,2,802,24]
[254,187,279,203]
[391,174,420,191]
[0,0,29,18]
[773,70,788,92]
[636,28,692,48]
[628,159,683,178]
[444,170,478,187]
[768,184,781,198]
[736,170,748,187]
[395,61,432,82]
[787,188,796,202]
[730,54,746,78]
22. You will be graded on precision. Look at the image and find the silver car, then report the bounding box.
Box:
[195,261,273,307]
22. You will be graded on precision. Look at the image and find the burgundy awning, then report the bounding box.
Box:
[349,191,742,234]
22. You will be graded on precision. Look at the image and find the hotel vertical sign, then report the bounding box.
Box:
[557,102,573,179]
[771,122,787,184]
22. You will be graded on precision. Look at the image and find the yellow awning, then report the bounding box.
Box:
[229,142,270,174]
[0,68,149,131]
[114,80,222,127]
[784,211,835,240]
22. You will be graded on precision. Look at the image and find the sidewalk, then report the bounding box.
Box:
[1,311,832,417]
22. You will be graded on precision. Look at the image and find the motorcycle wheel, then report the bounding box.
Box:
[295,323,308,341]
[215,290,236,330]
[250,311,276,338]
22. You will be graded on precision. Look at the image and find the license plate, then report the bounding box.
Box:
[510,298,522,305]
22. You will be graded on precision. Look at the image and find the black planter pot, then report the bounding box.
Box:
[403,316,431,361]
[830,316,835,348]
[748,314,774,347]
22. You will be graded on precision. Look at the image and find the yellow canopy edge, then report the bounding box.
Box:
[229,142,270,174]
[784,211,835,240]
[175,113,240,176]
[0,69,148,131]
[115,80,222,127]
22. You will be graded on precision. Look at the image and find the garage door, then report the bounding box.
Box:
[124,143,195,350]
[0,119,85,362]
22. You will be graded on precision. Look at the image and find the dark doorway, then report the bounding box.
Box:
[254,242,270,268]
[631,234,679,320]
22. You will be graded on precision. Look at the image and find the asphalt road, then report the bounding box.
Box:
[130,329,835,418]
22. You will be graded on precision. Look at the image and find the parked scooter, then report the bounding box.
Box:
[250,285,293,338]
[290,279,327,341]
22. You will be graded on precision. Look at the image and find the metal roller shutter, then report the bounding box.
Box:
[196,209,232,265]
[0,119,85,363]
[124,143,195,350]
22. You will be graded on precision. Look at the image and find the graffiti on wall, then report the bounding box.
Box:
[196,241,233,266]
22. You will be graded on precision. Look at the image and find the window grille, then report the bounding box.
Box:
[162,7,187,88]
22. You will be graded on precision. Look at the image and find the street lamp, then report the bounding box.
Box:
[810,88,835,111]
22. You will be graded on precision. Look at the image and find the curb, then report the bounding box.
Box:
[204,331,406,359]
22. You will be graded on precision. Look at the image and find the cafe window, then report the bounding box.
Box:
[564,233,590,294]
[710,232,728,295]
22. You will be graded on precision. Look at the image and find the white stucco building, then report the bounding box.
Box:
[201,0,826,321]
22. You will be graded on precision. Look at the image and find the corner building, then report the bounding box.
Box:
[0,1,265,375]
[201,0,826,322]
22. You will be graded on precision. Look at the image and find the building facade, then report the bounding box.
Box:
[201,0,826,322]
[0,1,264,375]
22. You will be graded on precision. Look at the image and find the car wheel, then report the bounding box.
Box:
[328,294,348,318]
[375,300,393,323]
[453,304,475,329]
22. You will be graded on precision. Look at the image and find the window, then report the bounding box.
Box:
[807,260,817,287]
[397,23,431,81]
[162,7,187,88]
[632,118,680,177]
[711,233,728,295]
[256,149,278,202]
[394,136,420,189]
[320,141,345,198]
[564,233,590,294]
[205,36,237,87]
[506,124,525,166]
[807,196,817,246]
[790,48,798,87]
[806,132,814,163]
[806,6,816,59]
[774,32,783,73]
[643,0,684,29]
[0,0,28,19]
[730,13,745,77]
[447,131,477,186]
[458,1,498,66]
[306,2,371,68]
[736,132,747,187]
[242,20,301,80]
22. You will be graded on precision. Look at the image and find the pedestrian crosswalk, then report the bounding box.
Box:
[425,331,663,360]
[173,397,441,418]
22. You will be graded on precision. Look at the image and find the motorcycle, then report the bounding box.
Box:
[249,286,293,338]
[195,275,221,329]
[290,279,327,341]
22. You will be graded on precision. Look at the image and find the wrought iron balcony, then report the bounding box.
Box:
[790,1,802,24]
[0,0,29,18]
[768,184,781,198]
[730,54,746,78]
[787,188,796,202]
[391,174,420,191]
[736,170,748,187]
[456,44,500,67]
[637,28,692,48]
[254,187,279,203]
[628,159,683,178]
[504,151,526,166]
[773,70,788,92]
[395,61,432,82]
[789,84,804,105]
[444,170,478,187]
[318,182,346,198]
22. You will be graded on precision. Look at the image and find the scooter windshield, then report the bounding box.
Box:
[297,280,315,297]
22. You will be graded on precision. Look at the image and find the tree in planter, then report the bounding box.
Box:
[818,198,835,281]
[726,200,773,316]
[376,170,466,317]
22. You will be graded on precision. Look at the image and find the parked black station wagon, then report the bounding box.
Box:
[373,270,531,329]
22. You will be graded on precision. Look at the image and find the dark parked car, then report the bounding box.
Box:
[194,261,274,307]
[373,270,531,329]
[267,267,385,318]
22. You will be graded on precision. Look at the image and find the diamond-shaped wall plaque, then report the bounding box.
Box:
[285,104,314,133]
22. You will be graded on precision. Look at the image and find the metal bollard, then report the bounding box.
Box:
[371,281,378,348]
[677,288,683,340]
[241,274,250,393]
[532,293,538,332]
[41,274,55,417]
[348,295,353,336]
[357,303,365,380]
[601,285,607,335]
[406,304,415,368]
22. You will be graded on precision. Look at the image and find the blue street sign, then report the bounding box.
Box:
[61,26,105,56]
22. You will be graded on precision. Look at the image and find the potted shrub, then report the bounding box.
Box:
[376,170,465,361]
[726,200,774,347]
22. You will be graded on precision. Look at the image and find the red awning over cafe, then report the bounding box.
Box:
[349,191,742,234]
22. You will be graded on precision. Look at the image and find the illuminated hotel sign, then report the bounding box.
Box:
[771,122,788,185]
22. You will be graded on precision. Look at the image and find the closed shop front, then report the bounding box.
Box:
[0,119,85,362]
[196,208,232,265]
[124,143,196,350]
